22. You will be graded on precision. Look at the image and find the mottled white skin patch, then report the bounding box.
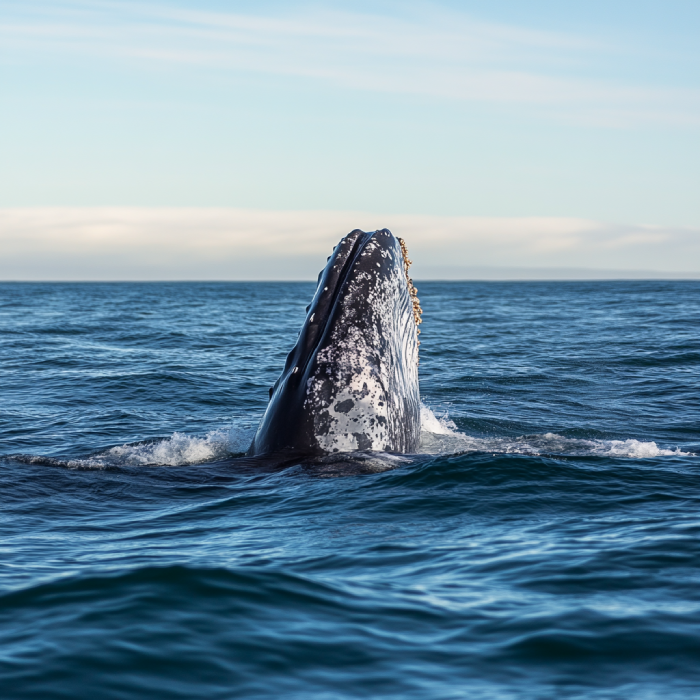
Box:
[304,233,420,453]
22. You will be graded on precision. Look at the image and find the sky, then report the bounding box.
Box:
[1,0,699,279]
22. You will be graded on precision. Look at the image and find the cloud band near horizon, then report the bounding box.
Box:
[2,208,699,281]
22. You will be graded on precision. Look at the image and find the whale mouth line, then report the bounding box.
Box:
[297,230,374,375]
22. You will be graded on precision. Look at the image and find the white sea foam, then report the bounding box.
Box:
[103,430,232,466]
[33,407,689,469]
[419,404,459,436]
[418,405,690,459]
[61,423,257,468]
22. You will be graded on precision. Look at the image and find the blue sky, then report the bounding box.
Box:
[1,1,699,278]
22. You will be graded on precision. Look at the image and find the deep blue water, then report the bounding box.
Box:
[1,280,699,699]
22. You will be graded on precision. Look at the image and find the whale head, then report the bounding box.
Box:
[248,228,422,456]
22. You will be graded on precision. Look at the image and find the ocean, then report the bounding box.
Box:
[1,280,699,699]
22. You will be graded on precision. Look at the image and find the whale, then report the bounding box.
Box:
[247,228,422,456]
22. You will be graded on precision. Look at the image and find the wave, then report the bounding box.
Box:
[418,405,692,459]
[4,563,700,695]
[9,406,692,469]
[95,430,233,467]
[14,423,256,469]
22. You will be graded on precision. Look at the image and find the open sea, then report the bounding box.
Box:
[1,280,699,699]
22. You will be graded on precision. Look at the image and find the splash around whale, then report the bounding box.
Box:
[247,229,422,457]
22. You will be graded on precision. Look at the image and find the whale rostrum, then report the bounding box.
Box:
[247,229,422,456]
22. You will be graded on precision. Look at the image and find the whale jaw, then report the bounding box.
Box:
[248,228,421,457]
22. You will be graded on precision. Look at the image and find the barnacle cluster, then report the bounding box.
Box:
[397,237,423,340]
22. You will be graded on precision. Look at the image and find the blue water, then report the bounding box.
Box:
[1,281,699,699]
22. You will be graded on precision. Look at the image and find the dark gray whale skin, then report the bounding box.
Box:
[247,228,421,456]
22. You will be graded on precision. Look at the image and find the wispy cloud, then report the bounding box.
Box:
[2,208,698,280]
[2,0,698,126]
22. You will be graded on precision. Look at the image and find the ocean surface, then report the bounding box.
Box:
[1,280,699,699]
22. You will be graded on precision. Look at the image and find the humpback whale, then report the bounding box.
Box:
[248,228,422,456]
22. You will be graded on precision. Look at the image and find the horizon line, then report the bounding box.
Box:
[3,276,700,283]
